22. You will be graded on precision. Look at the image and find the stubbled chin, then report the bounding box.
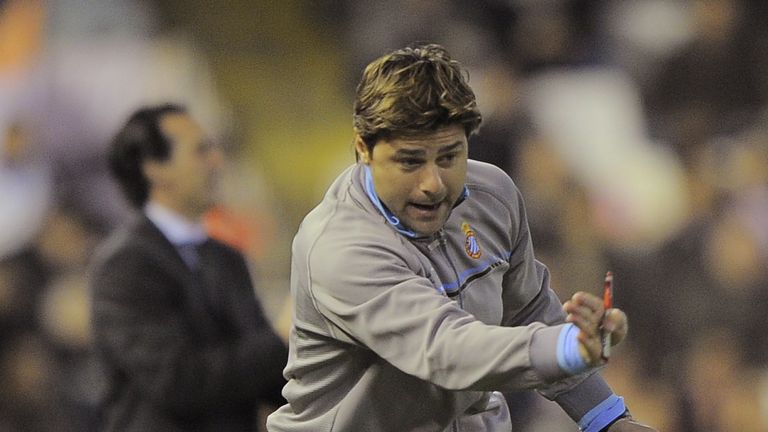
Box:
[404,210,447,235]
[415,225,441,236]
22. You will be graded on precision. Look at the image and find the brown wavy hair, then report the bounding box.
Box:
[353,43,482,151]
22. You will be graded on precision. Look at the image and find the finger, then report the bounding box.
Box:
[578,330,603,364]
[564,296,604,320]
[565,298,606,329]
[565,306,601,333]
[563,300,599,318]
[603,308,628,345]
[570,291,604,315]
[567,313,600,337]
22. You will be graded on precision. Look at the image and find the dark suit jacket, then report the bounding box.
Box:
[90,214,287,432]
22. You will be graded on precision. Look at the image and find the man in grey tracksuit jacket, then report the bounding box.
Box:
[268,44,655,432]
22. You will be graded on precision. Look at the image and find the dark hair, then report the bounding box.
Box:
[107,104,186,208]
[353,43,482,152]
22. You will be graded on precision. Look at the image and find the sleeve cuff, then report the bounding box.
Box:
[577,394,626,432]
[557,323,587,374]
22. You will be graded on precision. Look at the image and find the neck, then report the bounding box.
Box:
[148,193,203,223]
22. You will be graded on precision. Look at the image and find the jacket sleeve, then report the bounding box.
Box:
[303,224,566,393]
[498,179,617,424]
[501,258,617,423]
[213,248,288,408]
[90,245,286,416]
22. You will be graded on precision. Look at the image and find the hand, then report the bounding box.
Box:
[607,416,657,431]
[562,292,628,365]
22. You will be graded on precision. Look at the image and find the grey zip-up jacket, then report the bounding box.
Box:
[267,160,617,431]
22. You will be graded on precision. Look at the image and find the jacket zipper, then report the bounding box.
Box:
[440,229,463,432]
[429,230,464,432]
[435,230,464,309]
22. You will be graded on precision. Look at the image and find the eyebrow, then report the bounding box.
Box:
[393,141,465,157]
[394,148,425,157]
[438,142,465,154]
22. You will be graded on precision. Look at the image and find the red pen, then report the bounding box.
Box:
[601,271,613,361]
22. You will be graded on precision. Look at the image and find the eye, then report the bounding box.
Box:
[398,157,424,170]
[438,152,458,167]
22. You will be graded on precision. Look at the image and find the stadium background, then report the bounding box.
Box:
[1,0,767,430]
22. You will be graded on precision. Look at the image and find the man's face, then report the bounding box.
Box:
[357,124,468,237]
[145,112,223,219]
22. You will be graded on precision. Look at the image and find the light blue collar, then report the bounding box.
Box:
[362,164,469,238]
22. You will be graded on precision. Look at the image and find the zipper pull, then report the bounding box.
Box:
[426,229,445,251]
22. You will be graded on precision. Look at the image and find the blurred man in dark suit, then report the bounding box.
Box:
[90,103,287,431]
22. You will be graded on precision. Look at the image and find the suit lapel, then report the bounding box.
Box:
[131,216,221,337]
[133,215,190,273]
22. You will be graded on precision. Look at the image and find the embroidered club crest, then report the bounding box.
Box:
[461,222,481,259]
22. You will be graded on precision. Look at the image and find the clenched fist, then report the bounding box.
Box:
[562,291,628,366]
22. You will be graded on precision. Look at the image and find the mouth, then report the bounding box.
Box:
[410,202,441,210]
[407,201,444,218]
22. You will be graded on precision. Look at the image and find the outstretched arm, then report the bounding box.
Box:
[562,292,657,432]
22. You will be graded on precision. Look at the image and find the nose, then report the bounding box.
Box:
[419,163,445,197]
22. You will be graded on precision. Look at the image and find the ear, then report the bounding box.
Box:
[142,160,165,187]
[354,135,370,164]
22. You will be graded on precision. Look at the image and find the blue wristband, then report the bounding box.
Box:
[578,394,626,432]
[557,323,588,374]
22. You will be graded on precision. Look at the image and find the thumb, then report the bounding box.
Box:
[603,308,628,346]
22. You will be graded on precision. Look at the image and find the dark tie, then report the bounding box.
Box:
[180,240,228,324]
[177,242,203,270]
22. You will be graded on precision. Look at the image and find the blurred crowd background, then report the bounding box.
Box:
[2,0,768,431]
